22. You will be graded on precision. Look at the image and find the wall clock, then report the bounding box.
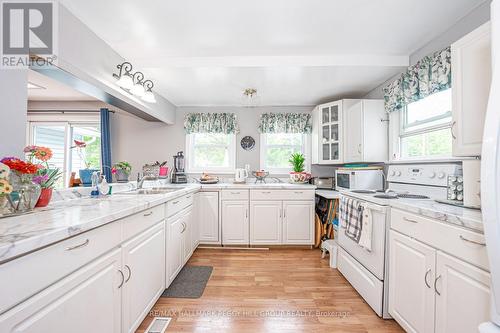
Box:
[240,136,255,150]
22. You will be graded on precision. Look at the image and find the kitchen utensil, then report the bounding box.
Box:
[235,168,249,183]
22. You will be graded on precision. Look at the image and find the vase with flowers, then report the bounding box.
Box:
[1,156,41,213]
[0,163,14,215]
[112,161,132,183]
[71,140,99,186]
[24,145,62,207]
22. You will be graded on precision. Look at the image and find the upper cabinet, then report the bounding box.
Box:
[312,99,387,164]
[451,22,492,157]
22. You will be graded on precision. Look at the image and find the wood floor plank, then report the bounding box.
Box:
[136,248,403,333]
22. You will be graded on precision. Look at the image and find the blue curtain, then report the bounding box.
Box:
[100,108,112,182]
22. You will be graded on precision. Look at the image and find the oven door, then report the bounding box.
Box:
[336,172,351,190]
[337,196,387,280]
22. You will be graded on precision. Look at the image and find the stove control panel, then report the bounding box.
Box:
[387,163,462,187]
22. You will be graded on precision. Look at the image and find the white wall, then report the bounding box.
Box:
[0,70,28,157]
[364,1,491,99]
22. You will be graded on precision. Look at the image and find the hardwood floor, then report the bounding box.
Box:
[137,248,403,333]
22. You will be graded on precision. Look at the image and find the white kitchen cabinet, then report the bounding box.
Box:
[182,208,193,264]
[191,192,200,250]
[435,252,490,333]
[250,201,282,245]
[389,230,436,333]
[197,192,220,244]
[0,248,123,333]
[167,213,183,284]
[451,22,492,157]
[312,99,387,164]
[222,200,249,245]
[282,201,314,244]
[122,222,165,333]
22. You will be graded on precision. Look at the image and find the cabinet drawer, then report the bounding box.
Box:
[123,204,165,241]
[391,208,489,271]
[167,193,194,217]
[250,189,315,201]
[0,220,122,315]
[221,189,249,200]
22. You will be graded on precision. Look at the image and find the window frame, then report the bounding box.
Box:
[185,133,236,174]
[389,92,453,162]
[27,113,100,187]
[259,133,311,175]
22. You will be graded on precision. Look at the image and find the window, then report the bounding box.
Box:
[398,89,452,160]
[260,133,310,174]
[185,133,236,173]
[28,114,100,187]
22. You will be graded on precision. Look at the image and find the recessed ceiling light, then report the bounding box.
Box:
[27,82,45,90]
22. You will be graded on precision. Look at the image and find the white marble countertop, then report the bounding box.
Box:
[0,184,200,264]
[315,190,340,199]
[198,182,317,190]
[340,190,483,233]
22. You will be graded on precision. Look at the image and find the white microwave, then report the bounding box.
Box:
[335,169,384,191]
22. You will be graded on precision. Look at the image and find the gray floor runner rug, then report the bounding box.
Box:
[161,265,213,299]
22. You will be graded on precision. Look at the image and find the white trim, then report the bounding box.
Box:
[27,112,99,123]
[185,133,236,174]
[259,133,311,174]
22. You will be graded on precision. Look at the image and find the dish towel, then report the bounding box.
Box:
[358,205,373,252]
[339,196,364,243]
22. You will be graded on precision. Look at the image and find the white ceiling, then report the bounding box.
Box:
[59,0,486,106]
[28,70,96,101]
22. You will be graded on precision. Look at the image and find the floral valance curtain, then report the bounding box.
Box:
[184,113,239,134]
[383,47,451,113]
[258,113,312,134]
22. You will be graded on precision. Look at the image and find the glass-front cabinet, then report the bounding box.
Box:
[316,101,343,164]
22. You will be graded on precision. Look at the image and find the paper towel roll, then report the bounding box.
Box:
[463,160,481,208]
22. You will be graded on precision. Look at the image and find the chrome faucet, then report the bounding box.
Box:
[137,173,158,189]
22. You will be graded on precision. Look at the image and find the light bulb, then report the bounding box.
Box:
[116,74,133,90]
[130,83,145,97]
[142,90,156,103]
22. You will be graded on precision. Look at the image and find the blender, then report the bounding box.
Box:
[171,151,187,183]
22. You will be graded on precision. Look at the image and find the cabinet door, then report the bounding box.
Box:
[182,209,193,264]
[191,193,200,250]
[122,222,166,333]
[282,201,314,244]
[198,192,220,243]
[0,249,122,333]
[451,22,491,156]
[344,101,363,163]
[167,216,183,284]
[389,231,435,333]
[435,251,490,333]
[250,201,282,245]
[222,200,249,245]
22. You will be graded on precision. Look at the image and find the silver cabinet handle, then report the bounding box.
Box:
[124,265,131,283]
[294,191,303,194]
[262,191,271,194]
[185,196,191,199]
[403,217,419,224]
[279,209,282,218]
[357,144,362,154]
[230,191,240,195]
[459,235,486,246]
[181,222,186,233]
[434,275,442,296]
[451,121,457,139]
[172,200,180,205]
[283,209,286,219]
[143,211,153,217]
[118,269,125,289]
[245,209,248,219]
[66,239,89,251]
[424,269,431,289]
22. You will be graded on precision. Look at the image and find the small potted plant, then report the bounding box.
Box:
[288,153,311,183]
[71,140,99,186]
[112,161,132,183]
[24,145,62,207]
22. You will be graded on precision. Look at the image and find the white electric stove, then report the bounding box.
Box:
[337,163,463,318]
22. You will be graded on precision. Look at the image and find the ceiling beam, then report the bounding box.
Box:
[134,55,409,68]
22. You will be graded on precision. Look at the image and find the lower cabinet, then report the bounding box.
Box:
[222,200,249,245]
[389,230,490,333]
[0,248,123,333]
[167,212,184,285]
[182,208,193,263]
[197,192,220,244]
[121,222,165,333]
[249,200,314,245]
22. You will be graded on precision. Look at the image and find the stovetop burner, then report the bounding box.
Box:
[351,190,377,194]
[397,194,430,199]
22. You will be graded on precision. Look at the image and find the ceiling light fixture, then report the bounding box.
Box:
[113,62,156,103]
[242,88,260,107]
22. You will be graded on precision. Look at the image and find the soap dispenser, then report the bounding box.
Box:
[90,171,100,197]
[98,175,110,196]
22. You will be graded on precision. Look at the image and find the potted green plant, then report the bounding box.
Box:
[112,161,132,183]
[71,140,99,186]
[288,153,311,183]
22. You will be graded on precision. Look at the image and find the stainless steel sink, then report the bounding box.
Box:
[115,188,179,195]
